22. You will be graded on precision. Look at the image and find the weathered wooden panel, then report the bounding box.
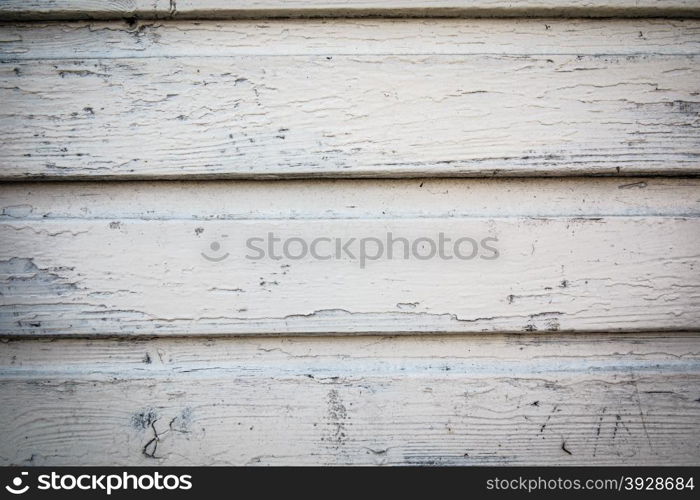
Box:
[2,1,700,20]
[1,333,698,465]
[1,179,698,336]
[5,19,700,59]
[1,19,699,179]
[3,177,699,220]
[1,6,697,471]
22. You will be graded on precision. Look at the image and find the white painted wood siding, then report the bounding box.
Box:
[0,9,698,467]
[1,19,699,179]
[1,179,699,336]
[1,334,699,465]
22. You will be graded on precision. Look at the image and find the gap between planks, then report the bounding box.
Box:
[2,1,700,21]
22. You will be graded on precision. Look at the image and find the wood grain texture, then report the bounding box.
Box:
[3,177,699,220]
[2,1,700,20]
[1,333,698,465]
[1,19,699,179]
[5,19,700,59]
[1,179,698,336]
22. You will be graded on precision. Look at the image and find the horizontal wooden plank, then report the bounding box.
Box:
[1,19,699,179]
[3,177,699,220]
[4,19,700,59]
[2,1,700,21]
[1,179,698,336]
[1,333,698,465]
[1,213,698,335]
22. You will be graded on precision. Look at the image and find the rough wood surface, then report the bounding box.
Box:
[3,177,699,220]
[1,179,698,336]
[1,19,699,179]
[2,1,700,20]
[1,333,698,465]
[2,12,698,470]
[5,19,700,59]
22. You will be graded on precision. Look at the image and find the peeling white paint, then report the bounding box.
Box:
[0,13,699,467]
[0,215,698,335]
[1,334,699,465]
[1,19,699,179]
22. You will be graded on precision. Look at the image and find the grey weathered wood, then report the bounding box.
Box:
[1,333,698,465]
[1,179,698,336]
[1,9,698,470]
[3,177,699,220]
[1,19,699,179]
[5,19,700,59]
[2,1,700,20]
